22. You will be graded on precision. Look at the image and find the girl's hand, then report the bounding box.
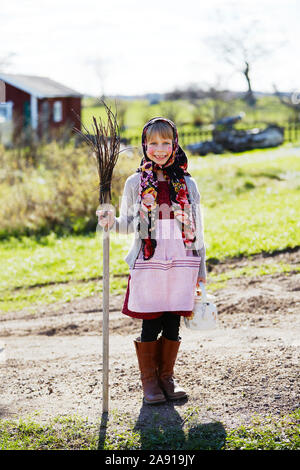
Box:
[197,277,206,286]
[96,210,115,229]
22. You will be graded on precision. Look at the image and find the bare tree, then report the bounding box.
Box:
[207,20,271,106]
[205,10,286,107]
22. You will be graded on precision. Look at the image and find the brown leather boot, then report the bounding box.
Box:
[134,338,166,405]
[158,336,187,400]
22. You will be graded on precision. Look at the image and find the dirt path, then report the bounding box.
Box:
[0,250,299,431]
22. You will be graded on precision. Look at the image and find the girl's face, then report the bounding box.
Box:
[146,133,173,167]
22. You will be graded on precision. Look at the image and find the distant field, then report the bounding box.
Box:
[81,95,295,137]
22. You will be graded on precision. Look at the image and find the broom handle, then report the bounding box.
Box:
[102,208,110,413]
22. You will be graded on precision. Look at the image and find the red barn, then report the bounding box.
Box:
[0,72,83,143]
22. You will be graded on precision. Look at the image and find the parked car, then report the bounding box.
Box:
[187,113,284,156]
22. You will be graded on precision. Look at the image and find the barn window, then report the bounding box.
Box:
[53,101,62,122]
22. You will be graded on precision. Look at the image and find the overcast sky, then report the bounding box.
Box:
[1,0,299,97]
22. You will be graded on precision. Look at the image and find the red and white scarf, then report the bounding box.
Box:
[137,117,197,260]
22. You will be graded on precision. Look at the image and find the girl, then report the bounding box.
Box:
[97,117,206,405]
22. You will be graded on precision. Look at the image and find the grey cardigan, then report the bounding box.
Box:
[108,173,207,280]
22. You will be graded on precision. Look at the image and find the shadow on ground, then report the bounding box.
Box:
[98,400,226,450]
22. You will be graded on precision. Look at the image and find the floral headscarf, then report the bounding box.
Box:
[136,117,197,260]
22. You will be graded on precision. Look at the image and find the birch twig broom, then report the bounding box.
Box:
[73,100,121,413]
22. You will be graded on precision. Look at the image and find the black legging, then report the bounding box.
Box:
[141,312,180,342]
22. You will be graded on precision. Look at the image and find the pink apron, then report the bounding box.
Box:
[128,218,201,313]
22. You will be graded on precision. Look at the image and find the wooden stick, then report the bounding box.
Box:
[72,99,123,414]
[102,196,110,413]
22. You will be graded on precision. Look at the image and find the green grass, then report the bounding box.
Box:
[0,409,299,450]
[0,415,98,450]
[225,409,300,450]
[1,146,299,313]
[191,148,300,260]
[0,232,131,312]
[203,188,299,259]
